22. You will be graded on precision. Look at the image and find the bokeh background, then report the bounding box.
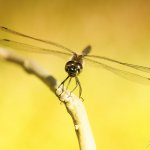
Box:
[0,0,150,150]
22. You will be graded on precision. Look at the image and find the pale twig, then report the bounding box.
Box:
[0,47,96,150]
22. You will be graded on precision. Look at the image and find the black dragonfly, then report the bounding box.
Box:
[0,26,150,99]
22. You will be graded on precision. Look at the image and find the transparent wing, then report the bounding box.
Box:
[0,26,74,53]
[86,55,150,73]
[85,58,150,84]
[0,39,72,57]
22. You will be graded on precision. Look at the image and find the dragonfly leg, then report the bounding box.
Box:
[56,76,70,97]
[66,77,72,90]
[65,77,73,98]
[56,76,83,100]
[69,77,78,94]
[75,77,84,101]
[69,77,83,100]
[67,77,78,97]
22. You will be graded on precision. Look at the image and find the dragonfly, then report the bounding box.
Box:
[0,26,150,99]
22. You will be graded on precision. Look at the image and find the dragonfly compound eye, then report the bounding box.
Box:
[65,61,82,77]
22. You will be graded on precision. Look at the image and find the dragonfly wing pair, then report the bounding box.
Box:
[0,26,150,99]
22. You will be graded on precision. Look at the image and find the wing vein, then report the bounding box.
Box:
[85,58,150,84]
[0,39,71,56]
[86,55,150,73]
[0,26,74,53]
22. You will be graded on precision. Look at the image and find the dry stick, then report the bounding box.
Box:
[0,47,96,150]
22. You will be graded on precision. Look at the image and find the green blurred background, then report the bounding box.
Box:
[0,0,150,150]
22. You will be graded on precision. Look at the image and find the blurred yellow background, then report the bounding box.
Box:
[0,0,150,150]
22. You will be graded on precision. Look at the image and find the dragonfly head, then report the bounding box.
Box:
[65,61,83,77]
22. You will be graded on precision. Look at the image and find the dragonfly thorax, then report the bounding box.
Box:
[65,60,83,77]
